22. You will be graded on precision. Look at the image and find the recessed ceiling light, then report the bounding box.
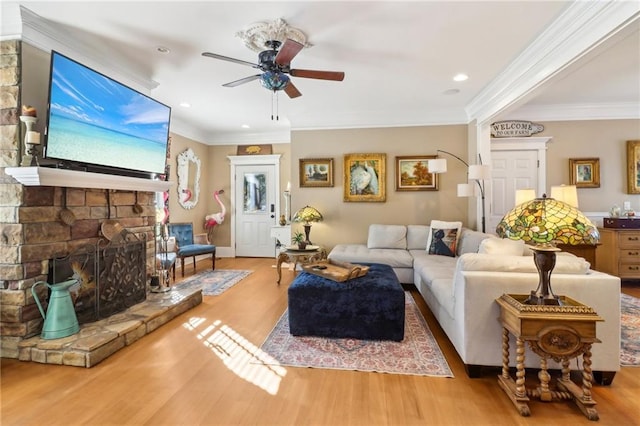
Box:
[453,73,468,82]
[157,46,171,54]
[443,88,460,95]
[241,124,250,129]
[179,102,191,108]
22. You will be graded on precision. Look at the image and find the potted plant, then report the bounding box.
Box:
[292,231,307,249]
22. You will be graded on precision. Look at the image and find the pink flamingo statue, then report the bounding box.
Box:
[205,190,226,242]
[181,188,192,203]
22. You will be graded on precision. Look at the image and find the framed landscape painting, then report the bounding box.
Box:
[569,158,600,188]
[299,158,334,187]
[343,153,386,202]
[628,140,640,194]
[395,155,438,191]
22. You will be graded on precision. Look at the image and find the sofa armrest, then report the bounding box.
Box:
[451,268,620,371]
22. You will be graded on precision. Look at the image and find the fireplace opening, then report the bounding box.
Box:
[48,232,147,324]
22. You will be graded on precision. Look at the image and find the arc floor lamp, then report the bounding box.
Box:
[428,150,491,233]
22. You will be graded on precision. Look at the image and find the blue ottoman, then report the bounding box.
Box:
[288,263,405,341]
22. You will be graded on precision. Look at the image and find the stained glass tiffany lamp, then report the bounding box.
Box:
[496,195,599,305]
[293,206,323,244]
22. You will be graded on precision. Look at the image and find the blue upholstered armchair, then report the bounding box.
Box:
[168,222,216,276]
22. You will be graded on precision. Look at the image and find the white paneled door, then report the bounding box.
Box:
[234,164,277,257]
[489,150,540,233]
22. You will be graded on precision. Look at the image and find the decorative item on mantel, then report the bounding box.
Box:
[490,120,544,138]
[496,194,599,305]
[19,105,41,167]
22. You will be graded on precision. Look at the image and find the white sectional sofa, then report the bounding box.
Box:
[328,224,621,383]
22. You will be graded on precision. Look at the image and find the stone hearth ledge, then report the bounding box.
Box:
[17,285,202,368]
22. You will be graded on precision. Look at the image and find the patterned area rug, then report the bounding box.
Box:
[176,269,252,296]
[621,293,640,366]
[256,292,453,377]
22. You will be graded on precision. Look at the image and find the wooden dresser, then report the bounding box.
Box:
[595,227,640,280]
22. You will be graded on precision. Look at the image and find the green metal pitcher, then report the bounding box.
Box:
[32,279,80,339]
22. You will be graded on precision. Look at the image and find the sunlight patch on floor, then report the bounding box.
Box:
[183,316,286,395]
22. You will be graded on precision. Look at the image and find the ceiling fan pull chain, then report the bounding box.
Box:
[270,91,280,121]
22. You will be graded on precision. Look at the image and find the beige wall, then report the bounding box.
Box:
[291,126,469,249]
[536,119,640,213]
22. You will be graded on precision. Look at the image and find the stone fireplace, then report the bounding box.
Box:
[1,40,201,367]
[0,183,158,356]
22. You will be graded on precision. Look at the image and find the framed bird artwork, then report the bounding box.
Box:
[343,153,386,202]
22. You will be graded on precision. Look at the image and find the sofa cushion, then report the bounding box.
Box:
[367,224,407,249]
[426,220,462,257]
[457,253,591,274]
[177,243,216,257]
[412,251,457,284]
[329,244,414,268]
[457,228,494,256]
[478,237,525,256]
[407,225,430,250]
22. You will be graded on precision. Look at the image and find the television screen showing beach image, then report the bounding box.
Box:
[45,51,171,175]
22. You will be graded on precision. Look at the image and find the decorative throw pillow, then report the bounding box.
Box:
[478,237,525,256]
[426,220,462,257]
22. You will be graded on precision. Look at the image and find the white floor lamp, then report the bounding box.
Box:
[428,150,491,233]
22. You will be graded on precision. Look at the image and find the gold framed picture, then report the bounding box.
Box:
[395,155,438,191]
[343,153,386,202]
[627,140,640,194]
[569,158,600,188]
[299,158,334,187]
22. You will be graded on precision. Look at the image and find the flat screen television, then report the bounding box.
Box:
[44,51,171,179]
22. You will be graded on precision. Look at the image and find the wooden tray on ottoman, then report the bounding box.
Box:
[302,259,369,282]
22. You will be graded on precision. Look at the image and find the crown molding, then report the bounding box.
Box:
[208,130,290,146]
[17,6,158,92]
[466,1,640,125]
[502,102,640,122]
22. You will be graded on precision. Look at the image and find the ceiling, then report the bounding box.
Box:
[2,1,639,145]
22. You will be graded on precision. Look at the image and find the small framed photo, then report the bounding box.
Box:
[627,140,640,194]
[395,155,438,191]
[569,158,600,188]
[343,153,386,202]
[299,158,334,187]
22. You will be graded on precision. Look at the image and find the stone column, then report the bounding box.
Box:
[1,39,26,358]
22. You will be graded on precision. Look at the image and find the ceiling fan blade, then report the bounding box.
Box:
[284,81,302,98]
[222,74,261,87]
[275,39,304,66]
[290,69,345,81]
[202,52,258,68]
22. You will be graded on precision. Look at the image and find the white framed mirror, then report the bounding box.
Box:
[177,148,201,210]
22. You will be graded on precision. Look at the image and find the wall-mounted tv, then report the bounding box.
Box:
[44,51,171,179]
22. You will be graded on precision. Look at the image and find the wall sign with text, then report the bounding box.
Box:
[490,120,544,138]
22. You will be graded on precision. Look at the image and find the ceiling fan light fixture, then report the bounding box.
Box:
[260,71,289,91]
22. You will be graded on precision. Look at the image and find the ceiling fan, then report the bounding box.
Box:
[202,39,344,98]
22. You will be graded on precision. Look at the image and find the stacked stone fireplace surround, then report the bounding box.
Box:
[1,40,201,367]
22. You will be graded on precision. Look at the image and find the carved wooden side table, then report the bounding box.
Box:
[495,294,603,421]
[276,246,327,284]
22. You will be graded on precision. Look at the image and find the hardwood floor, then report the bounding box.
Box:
[2,257,639,426]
